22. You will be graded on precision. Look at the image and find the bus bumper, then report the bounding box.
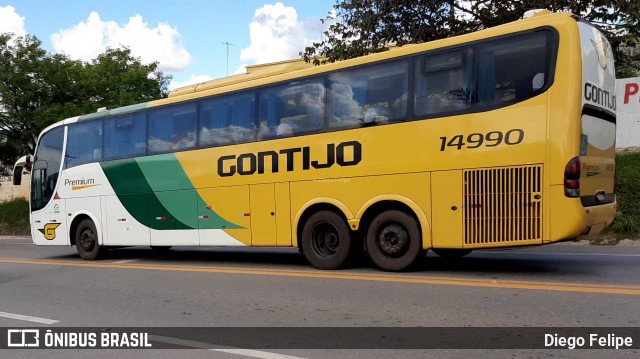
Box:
[547,185,616,242]
[577,200,617,238]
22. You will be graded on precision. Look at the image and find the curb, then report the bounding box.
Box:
[0,236,30,240]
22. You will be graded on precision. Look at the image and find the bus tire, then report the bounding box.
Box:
[432,248,472,258]
[301,210,352,270]
[366,210,423,271]
[75,218,103,260]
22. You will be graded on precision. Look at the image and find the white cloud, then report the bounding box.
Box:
[169,74,213,90]
[0,5,26,36]
[51,12,192,72]
[233,64,248,75]
[240,2,328,65]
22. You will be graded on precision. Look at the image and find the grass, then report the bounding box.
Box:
[606,151,640,239]
[0,199,30,236]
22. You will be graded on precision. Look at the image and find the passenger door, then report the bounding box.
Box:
[249,184,277,246]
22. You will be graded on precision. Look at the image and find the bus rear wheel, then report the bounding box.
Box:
[75,218,103,260]
[366,210,423,271]
[432,248,472,258]
[301,210,352,270]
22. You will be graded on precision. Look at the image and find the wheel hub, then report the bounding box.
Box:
[79,229,95,251]
[312,223,340,258]
[377,223,408,256]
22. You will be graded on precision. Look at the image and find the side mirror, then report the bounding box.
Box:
[13,166,22,185]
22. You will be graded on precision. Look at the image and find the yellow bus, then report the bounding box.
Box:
[14,11,616,271]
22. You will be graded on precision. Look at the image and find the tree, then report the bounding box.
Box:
[0,34,171,173]
[302,0,640,78]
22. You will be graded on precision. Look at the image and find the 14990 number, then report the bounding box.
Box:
[439,129,524,151]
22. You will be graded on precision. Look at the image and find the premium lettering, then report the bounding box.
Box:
[218,141,362,177]
[64,178,95,186]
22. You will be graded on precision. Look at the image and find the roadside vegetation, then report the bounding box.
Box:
[607,151,640,239]
[0,199,30,236]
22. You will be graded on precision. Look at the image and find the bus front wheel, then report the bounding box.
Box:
[301,210,352,270]
[366,210,423,271]
[75,218,104,260]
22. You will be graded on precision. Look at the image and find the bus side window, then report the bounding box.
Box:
[328,61,408,130]
[148,103,197,154]
[65,120,103,168]
[258,79,325,139]
[199,92,256,147]
[414,48,474,116]
[477,32,550,106]
[103,113,147,160]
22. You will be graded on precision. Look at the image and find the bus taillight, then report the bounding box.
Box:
[564,157,581,197]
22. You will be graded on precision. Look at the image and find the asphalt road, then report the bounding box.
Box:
[1,236,639,358]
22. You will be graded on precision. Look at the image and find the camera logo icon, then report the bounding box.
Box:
[7,329,40,347]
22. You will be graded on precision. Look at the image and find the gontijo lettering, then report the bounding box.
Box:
[218,141,362,177]
[584,82,616,111]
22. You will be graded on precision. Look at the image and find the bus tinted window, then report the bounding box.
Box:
[199,92,256,147]
[415,49,474,116]
[104,113,147,160]
[258,78,325,139]
[477,32,551,105]
[328,61,408,129]
[65,121,103,168]
[148,103,197,153]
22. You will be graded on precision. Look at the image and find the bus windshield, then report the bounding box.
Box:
[31,126,64,211]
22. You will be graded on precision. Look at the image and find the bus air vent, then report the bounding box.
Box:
[463,165,543,245]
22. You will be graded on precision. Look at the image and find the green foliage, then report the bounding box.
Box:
[608,212,639,236]
[0,34,171,172]
[303,0,639,77]
[609,151,640,236]
[0,198,30,236]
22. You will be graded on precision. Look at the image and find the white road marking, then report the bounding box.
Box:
[112,259,140,264]
[0,311,59,324]
[148,335,307,359]
[212,348,308,359]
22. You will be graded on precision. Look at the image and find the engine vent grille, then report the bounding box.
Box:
[463,165,543,245]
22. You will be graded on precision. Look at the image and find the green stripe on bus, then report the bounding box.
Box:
[101,155,243,230]
[101,158,192,230]
[136,154,243,229]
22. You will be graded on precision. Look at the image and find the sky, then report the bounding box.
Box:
[0,1,335,90]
